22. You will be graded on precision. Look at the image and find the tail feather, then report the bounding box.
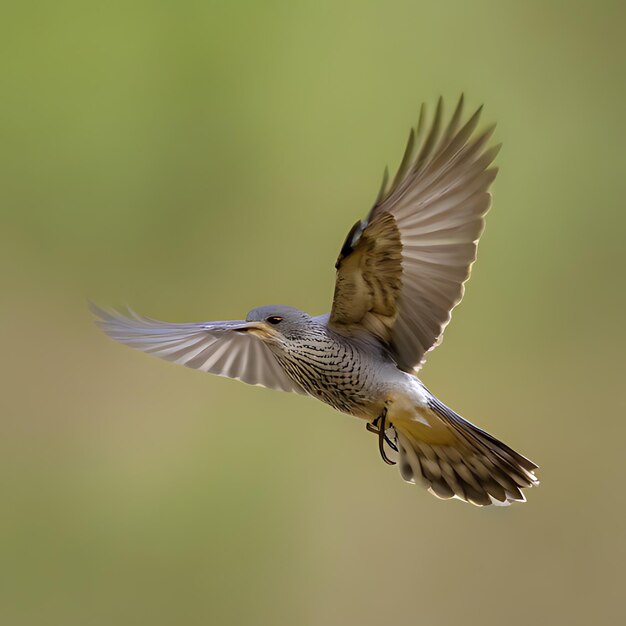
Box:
[393,398,539,506]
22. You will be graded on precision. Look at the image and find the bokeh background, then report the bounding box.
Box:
[1,1,625,625]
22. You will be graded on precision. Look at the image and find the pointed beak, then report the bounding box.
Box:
[233,321,278,340]
[233,322,260,332]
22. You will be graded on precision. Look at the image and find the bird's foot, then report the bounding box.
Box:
[366,408,398,465]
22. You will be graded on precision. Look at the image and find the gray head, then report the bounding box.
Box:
[245,305,315,343]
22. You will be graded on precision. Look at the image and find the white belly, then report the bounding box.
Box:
[383,373,432,426]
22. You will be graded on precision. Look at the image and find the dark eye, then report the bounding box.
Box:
[266,316,283,325]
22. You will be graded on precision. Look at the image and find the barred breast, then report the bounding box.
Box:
[271,332,382,416]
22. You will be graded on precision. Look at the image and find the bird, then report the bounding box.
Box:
[93,96,539,506]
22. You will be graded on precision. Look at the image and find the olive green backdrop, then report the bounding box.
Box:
[1,1,624,625]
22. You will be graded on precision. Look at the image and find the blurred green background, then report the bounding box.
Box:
[1,1,624,625]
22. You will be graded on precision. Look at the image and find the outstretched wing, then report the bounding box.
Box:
[329,96,499,371]
[92,305,305,394]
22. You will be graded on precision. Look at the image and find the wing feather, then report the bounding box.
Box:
[92,305,305,394]
[329,97,499,370]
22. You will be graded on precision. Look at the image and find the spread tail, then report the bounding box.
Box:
[392,398,539,506]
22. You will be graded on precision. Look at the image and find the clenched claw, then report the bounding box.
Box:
[366,409,397,465]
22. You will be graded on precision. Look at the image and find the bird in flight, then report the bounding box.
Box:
[93,96,539,506]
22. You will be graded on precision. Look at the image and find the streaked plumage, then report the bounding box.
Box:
[93,96,539,506]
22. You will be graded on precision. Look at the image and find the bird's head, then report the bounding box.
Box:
[239,305,315,345]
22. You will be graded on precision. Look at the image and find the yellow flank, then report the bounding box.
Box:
[393,417,457,446]
[386,392,457,446]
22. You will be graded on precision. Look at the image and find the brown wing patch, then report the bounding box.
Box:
[329,212,403,336]
[328,98,499,369]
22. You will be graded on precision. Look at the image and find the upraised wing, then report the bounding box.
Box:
[329,96,499,371]
[92,305,305,394]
